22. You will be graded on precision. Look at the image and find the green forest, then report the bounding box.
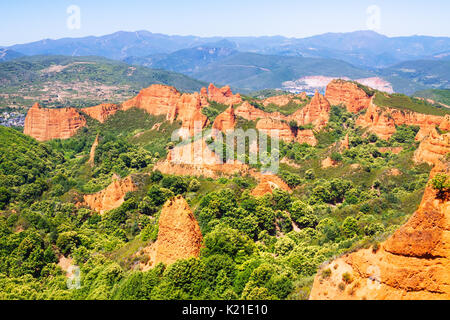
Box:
[0,96,436,300]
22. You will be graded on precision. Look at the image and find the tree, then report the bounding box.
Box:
[430,173,450,199]
[0,187,11,209]
[341,217,359,239]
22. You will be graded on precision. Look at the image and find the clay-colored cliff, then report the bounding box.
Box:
[356,99,448,140]
[414,129,450,166]
[122,84,209,137]
[213,106,236,133]
[251,172,291,197]
[154,138,249,178]
[83,175,137,214]
[152,196,203,266]
[310,162,450,300]
[205,83,242,105]
[256,118,295,142]
[235,101,286,122]
[262,93,307,107]
[24,103,87,141]
[325,79,372,113]
[82,103,121,123]
[289,91,330,130]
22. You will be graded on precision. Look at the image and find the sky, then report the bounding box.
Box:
[1,0,450,46]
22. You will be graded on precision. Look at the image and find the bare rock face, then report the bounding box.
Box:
[296,129,318,146]
[154,138,249,178]
[153,196,203,266]
[206,83,242,105]
[262,93,307,107]
[251,173,291,197]
[310,162,450,300]
[82,103,121,123]
[256,118,295,142]
[356,99,448,141]
[289,91,330,130]
[414,129,450,166]
[213,106,236,133]
[88,134,99,167]
[24,103,87,141]
[122,84,209,137]
[325,80,372,113]
[235,101,285,121]
[83,175,137,214]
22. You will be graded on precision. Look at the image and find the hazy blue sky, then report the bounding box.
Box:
[1,0,449,46]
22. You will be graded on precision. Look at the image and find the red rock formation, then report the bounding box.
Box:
[154,138,249,178]
[88,134,99,167]
[356,99,448,141]
[235,102,285,121]
[24,103,87,141]
[251,173,291,197]
[414,129,450,166]
[310,162,450,300]
[82,103,120,123]
[83,175,137,214]
[296,129,318,146]
[322,157,338,169]
[206,83,242,105]
[289,91,330,129]
[325,79,372,113]
[122,85,208,137]
[355,99,397,140]
[212,106,236,133]
[152,196,203,266]
[262,93,308,107]
[256,118,295,142]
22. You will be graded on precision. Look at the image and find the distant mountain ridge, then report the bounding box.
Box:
[7,30,450,68]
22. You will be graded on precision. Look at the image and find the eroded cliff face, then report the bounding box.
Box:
[310,162,450,300]
[83,175,137,214]
[82,103,121,123]
[212,106,236,133]
[153,196,203,266]
[154,138,249,178]
[356,99,448,141]
[24,103,87,141]
[122,84,209,137]
[205,83,242,105]
[414,129,450,166]
[251,172,291,197]
[139,196,203,269]
[235,101,285,122]
[325,80,372,113]
[289,91,330,130]
[256,118,295,142]
[262,93,307,107]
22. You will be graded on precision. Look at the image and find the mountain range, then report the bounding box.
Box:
[2,30,450,96]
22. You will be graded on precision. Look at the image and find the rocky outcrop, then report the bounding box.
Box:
[310,162,450,300]
[414,129,450,166]
[251,173,291,197]
[83,175,137,214]
[356,99,448,140]
[142,196,203,267]
[82,103,120,123]
[256,119,295,142]
[262,93,307,107]
[122,85,209,137]
[235,102,285,121]
[296,129,318,146]
[205,84,242,105]
[88,134,99,167]
[213,106,236,133]
[289,91,330,130]
[24,103,87,141]
[322,157,338,169]
[325,80,372,113]
[154,138,249,178]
